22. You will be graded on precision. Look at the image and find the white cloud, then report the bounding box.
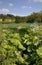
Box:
[9,3,13,6]
[21,6,28,9]
[21,5,32,9]
[11,13,16,16]
[29,0,42,2]
[29,6,32,9]
[0,8,10,14]
[33,0,42,2]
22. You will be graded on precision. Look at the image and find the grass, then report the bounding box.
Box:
[0,22,42,29]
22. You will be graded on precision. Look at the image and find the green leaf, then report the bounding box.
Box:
[36,46,42,58]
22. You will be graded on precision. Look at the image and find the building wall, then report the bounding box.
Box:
[0,19,2,22]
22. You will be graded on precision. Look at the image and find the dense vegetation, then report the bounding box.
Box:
[0,11,42,23]
[0,11,42,65]
[0,24,42,65]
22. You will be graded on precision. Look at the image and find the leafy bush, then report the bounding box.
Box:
[0,25,42,65]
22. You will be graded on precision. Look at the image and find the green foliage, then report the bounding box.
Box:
[0,24,42,65]
[0,11,42,23]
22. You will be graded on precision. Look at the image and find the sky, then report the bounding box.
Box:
[0,0,42,16]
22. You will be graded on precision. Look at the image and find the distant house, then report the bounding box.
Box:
[5,18,15,22]
[0,18,2,22]
[5,19,11,22]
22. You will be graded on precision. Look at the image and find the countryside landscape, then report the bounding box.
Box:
[0,0,42,65]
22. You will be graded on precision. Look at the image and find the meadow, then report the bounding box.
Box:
[0,23,42,65]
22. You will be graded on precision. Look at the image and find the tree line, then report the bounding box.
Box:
[0,11,42,23]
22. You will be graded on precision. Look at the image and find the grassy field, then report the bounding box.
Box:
[0,23,42,29]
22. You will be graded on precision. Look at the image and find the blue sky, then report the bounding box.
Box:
[0,0,42,16]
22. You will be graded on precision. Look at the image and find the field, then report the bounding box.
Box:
[0,23,42,29]
[0,23,42,65]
